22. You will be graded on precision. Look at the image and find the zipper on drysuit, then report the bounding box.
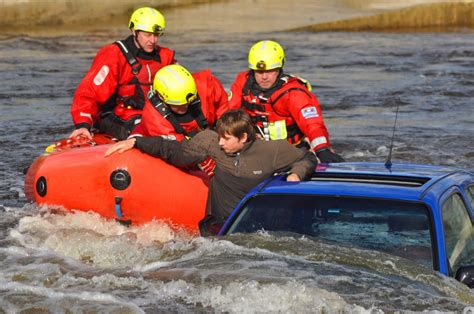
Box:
[146,64,152,89]
[234,152,241,175]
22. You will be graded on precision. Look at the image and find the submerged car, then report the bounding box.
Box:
[218,162,474,288]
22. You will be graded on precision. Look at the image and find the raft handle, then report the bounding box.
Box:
[114,197,132,226]
[115,197,123,218]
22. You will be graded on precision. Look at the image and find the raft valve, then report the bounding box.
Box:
[36,176,47,197]
[110,169,131,190]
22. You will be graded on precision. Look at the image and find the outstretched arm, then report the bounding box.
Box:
[136,136,210,167]
[106,130,216,169]
[287,149,317,181]
[273,141,317,181]
[106,135,208,168]
[105,138,136,156]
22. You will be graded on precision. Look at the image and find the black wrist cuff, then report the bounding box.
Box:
[75,123,91,131]
[134,137,143,148]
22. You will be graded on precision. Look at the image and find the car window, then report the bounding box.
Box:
[227,195,433,269]
[442,193,474,274]
[466,185,474,209]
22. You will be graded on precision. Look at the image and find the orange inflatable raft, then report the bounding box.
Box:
[24,135,209,231]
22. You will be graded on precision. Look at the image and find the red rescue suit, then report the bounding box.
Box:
[131,69,229,141]
[229,70,331,152]
[71,35,176,139]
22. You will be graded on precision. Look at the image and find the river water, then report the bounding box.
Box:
[0,0,473,312]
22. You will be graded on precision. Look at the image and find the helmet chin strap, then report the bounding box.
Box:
[132,30,147,53]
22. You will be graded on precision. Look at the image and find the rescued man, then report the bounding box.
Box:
[105,109,317,236]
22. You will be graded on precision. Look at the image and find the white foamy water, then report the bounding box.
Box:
[1,211,374,312]
[1,209,472,312]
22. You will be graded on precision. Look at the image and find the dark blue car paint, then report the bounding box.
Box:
[219,162,474,279]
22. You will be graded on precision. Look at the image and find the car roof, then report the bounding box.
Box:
[256,162,474,202]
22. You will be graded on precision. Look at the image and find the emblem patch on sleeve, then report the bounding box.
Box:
[93,65,110,86]
[301,106,319,119]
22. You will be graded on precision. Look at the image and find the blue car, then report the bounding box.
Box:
[218,162,474,288]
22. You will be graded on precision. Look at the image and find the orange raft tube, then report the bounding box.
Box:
[24,135,209,231]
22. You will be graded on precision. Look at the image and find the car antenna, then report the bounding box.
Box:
[385,102,400,169]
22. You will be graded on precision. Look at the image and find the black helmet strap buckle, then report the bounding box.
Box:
[148,91,208,137]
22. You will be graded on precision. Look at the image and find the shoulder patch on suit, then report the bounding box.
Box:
[301,106,319,119]
[93,65,110,86]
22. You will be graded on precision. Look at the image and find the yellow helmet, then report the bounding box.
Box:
[128,7,165,35]
[153,65,197,106]
[248,40,285,71]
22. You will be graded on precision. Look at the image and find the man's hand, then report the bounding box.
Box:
[70,127,93,140]
[286,173,301,182]
[105,138,136,157]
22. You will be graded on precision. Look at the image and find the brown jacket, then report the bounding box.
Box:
[135,130,317,223]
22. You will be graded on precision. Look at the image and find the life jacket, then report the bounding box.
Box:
[240,71,312,146]
[148,91,209,138]
[103,36,175,121]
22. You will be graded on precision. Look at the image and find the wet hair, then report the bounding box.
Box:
[216,109,256,141]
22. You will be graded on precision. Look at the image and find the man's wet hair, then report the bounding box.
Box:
[216,109,256,141]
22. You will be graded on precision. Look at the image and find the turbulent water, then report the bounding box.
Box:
[1,0,474,312]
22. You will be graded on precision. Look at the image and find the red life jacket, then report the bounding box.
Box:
[106,36,175,122]
[139,70,227,141]
[240,71,313,146]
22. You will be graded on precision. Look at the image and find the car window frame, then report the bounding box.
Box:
[223,193,439,270]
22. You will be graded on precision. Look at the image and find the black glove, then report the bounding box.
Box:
[316,148,345,163]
